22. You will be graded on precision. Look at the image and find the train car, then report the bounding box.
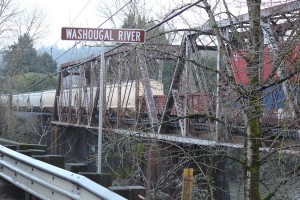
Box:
[1,79,165,116]
[12,94,20,111]
[229,44,300,126]
[188,93,213,114]
[109,80,164,111]
[18,93,30,111]
[73,87,95,114]
[230,44,299,84]
[60,88,77,108]
[28,92,42,112]
[41,90,56,112]
[69,79,164,111]
[0,95,9,106]
[141,93,213,117]
[106,82,135,111]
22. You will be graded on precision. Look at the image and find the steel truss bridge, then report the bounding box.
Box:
[50,1,300,147]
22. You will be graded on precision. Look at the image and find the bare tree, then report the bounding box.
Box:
[0,1,51,146]
[200,0,300,199]
[0,0,19,47]
[87,1,300,199]
[14,6,49,42]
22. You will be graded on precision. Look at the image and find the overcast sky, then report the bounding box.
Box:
[19,0,203,49]
[20,0,102,49]
[18,0,250,50]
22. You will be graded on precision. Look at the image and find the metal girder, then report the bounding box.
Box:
[52,72,61,122]
[109,128,300,154]
[172,89,185,136]
[91,60,101,126]
[135,57,140,127]
[88,62,95,125]
[0,145,126,200]
[117,60,123,128]
[68,68,73,123]
[191,1,300,33]
[159,35,187,134]
[137,53,159,130]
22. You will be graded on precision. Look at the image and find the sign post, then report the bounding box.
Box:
[62,27,145,174]
[97,40,104,173]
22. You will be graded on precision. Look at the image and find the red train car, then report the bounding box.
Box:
[139,93,212,117]
[230,44,299,84]
[229,43,300,126]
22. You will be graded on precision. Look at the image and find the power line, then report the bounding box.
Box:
[50,0,93,48]
[97,0,132,28]
[52,0,133,63]
[9,0,203,95]
[8,0,133,95]
[71,0,92,25]
[55,0,204,72]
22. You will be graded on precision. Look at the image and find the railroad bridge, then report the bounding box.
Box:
[1,1,300,199]
[48,0,300,150]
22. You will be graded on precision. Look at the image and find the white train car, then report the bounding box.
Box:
[106,80,164,111]
[1,79,164,114]
[0,95,9,105]
[12,94,20,110]
[18,93,30,111]
[1,94,24,111]
[60,88,77,109]
[73,87,97,114]
[106,82,135,110]
[71,79,164,113]
[41,90,56,112]
[28,92,42,112]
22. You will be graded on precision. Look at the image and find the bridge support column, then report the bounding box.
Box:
[145,142,230,199]
[51,125,59,154]
[210,153,230,200]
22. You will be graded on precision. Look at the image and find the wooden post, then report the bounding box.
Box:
[181,168,193,200]
[51,71,62,154]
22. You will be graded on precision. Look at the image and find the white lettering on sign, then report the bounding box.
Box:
[65,29,114,41]
[118,30,141,42]
[62,27,145,43]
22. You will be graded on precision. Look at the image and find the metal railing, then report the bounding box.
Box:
[0,145,126,200]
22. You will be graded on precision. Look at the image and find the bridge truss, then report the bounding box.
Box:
[51,1,300,144]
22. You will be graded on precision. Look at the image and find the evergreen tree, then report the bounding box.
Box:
[3,34,37,76]
[35,52,57,73]
[2,33,57,76]
[13,72,57,92]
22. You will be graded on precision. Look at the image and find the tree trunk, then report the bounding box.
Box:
[244,107,261,200]
[244,0,262,199]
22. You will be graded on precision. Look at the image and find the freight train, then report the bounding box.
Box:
[0,80,211,119]
[0,80,160,112]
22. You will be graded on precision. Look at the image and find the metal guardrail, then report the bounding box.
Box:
[0,145,126,200]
